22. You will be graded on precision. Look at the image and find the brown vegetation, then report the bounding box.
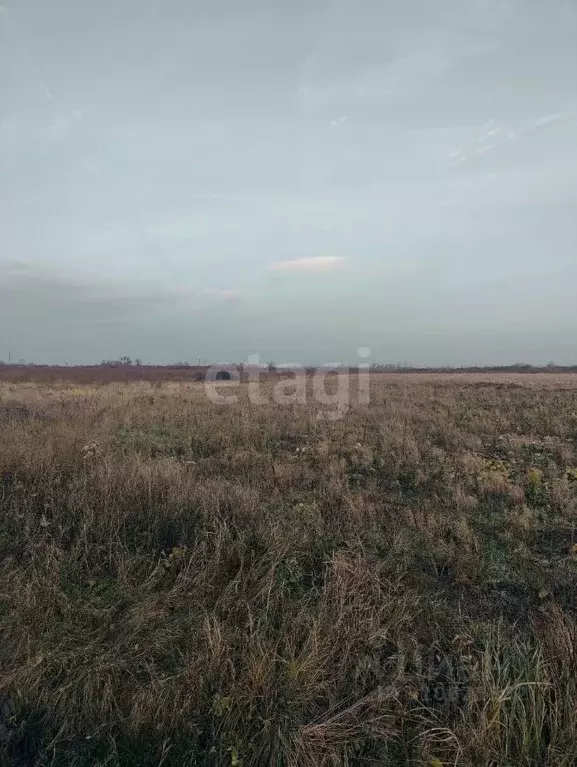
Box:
[1,375,576,765]
[2,363,577,386]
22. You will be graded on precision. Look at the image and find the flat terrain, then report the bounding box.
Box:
[1,375,576,765]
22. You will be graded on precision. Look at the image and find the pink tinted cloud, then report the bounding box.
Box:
[270,256,346,274]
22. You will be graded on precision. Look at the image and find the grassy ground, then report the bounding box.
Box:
[1,375,576,766]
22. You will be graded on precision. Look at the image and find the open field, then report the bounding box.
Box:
[2,364,577,386]
[1,375,577,765]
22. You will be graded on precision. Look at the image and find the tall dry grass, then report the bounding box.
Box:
[0,376,576,765]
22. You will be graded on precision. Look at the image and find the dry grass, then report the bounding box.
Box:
[1,375,576,765]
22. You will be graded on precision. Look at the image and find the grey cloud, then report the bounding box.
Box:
[0,263,259,364]
[0,264,195,319]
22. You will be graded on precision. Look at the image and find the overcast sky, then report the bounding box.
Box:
[1,0,576,365]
